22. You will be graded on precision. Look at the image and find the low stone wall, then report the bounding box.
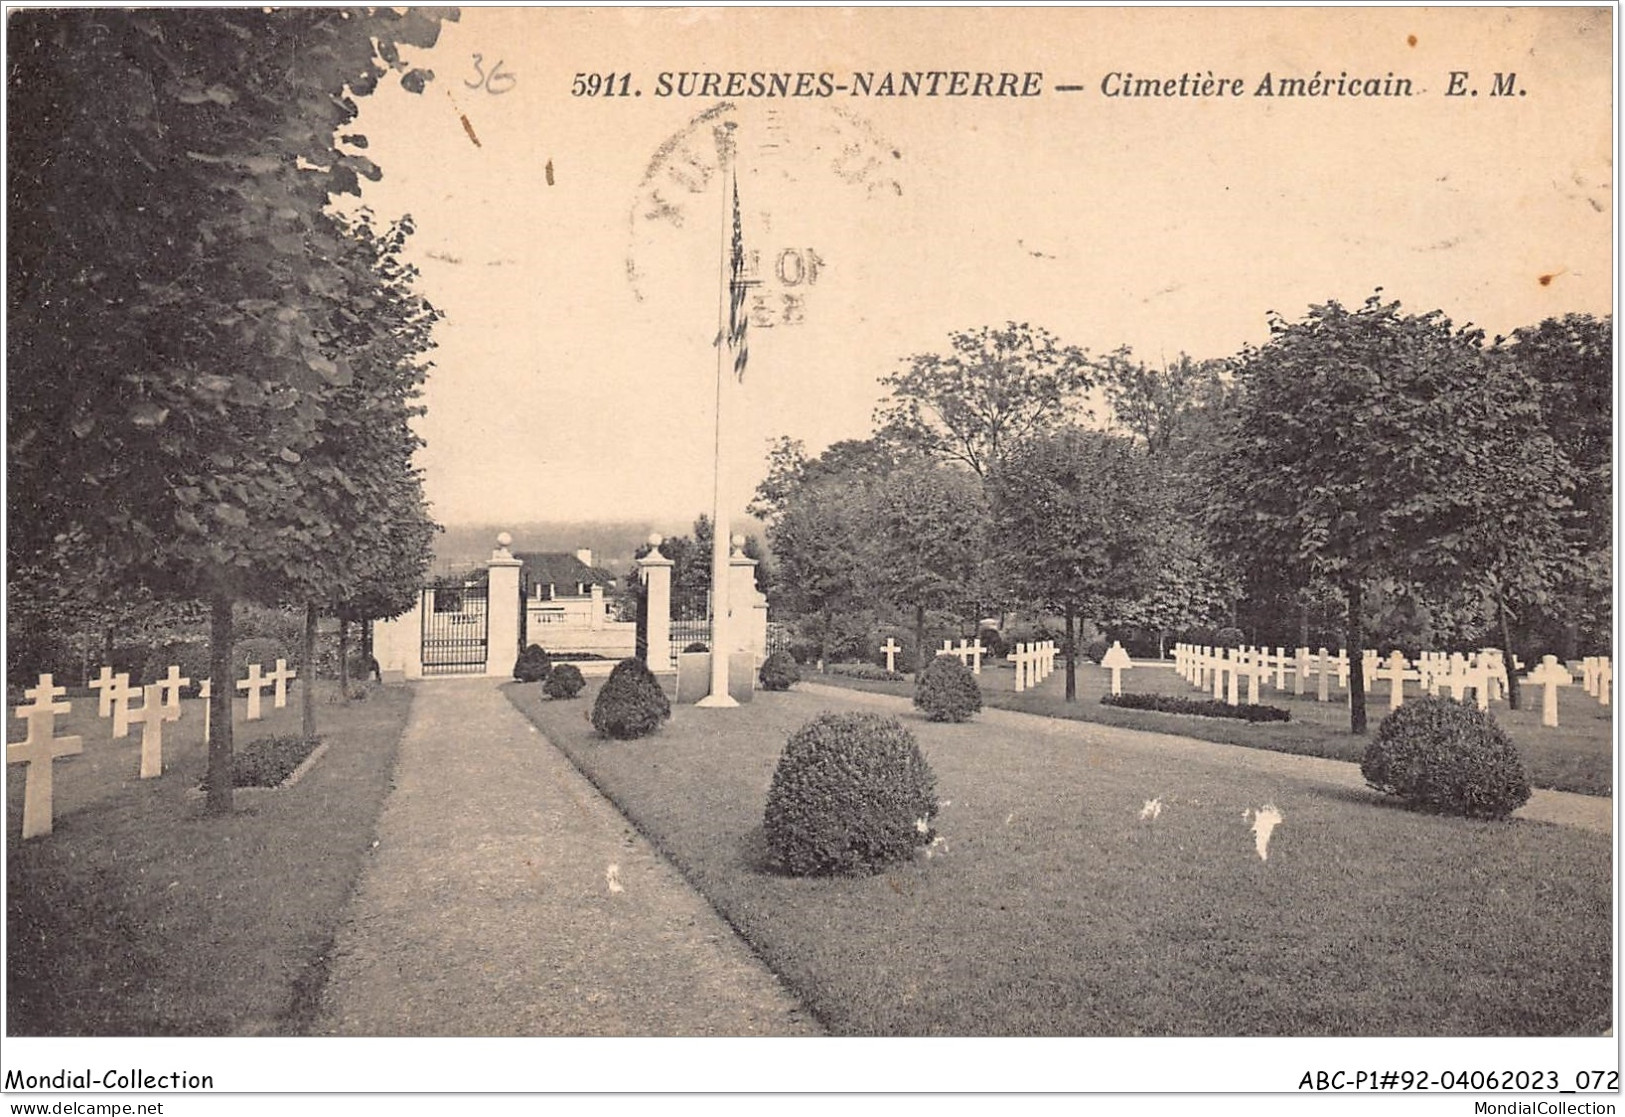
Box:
[523,620,637,659]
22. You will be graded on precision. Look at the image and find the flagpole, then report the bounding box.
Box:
[698,125,738,708]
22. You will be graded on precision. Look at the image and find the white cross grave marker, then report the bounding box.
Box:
[966,638,985,675]
[1293,647,1311,697]
[1240,647,1272,705]
[1441,653,1472,703]
[881,638,901,674]
[1270,646,1289,692]
[8,675,83,839]
[127,684,182,779]
[267,658,296,709]
[157,665,191,710]
[1019,643,1034,692]
[1580,656,1604,700]
[1523,655,1573,728]
[1417,652,1443,697]
[1459,654,1493,711]
[1100,641,1134,696]
[238,663,272,722]
[108,673,138,739]
[199,678,213,740]
[1316,648,1332,703]
[1597,658,1612,708]
[1482,650,1510,704]
[1376,651,1419,712]
[89,665,121,717]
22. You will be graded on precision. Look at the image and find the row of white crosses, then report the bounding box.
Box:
[87,660,297,731]
[1176,645,1310,705]
[1011,641,1057,693]
[1519,653,1613,728]
[878,637,991,677]
[938,638,986,675]
[1580,656,1613,708]
[1173,643,1607,728]
[8,659,298,840]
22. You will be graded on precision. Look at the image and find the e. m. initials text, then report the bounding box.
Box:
[1445,71,1523,97]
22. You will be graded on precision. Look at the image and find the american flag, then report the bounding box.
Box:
[728,177,752,381]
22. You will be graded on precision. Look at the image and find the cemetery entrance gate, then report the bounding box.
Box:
[420,579,489,676]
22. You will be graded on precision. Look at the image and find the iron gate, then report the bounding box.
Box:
[421,580,488,675]
[670,589,712,667]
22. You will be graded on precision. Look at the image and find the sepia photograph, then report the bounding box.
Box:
[4,3,1616,1107]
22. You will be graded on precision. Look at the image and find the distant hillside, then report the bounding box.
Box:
[429,517,767,576]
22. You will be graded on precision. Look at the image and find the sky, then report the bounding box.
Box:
[344,6,1614,530]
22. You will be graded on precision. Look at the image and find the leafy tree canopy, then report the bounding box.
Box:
[875,322,1095,477]
[990,426,1154,699]
[1208,292,1573,730]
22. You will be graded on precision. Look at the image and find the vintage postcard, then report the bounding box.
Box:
[4,4,1615,1108]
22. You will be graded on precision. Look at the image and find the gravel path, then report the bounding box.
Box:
[313,677,820,1036]
[801,682,1613,836]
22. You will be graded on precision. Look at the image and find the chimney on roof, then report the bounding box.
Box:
[575,548,593,567]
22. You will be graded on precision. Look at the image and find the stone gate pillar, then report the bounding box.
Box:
[485,532,523,678]
[728,535,768,665]
[637,535,674,673]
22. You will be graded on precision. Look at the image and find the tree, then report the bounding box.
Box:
[766,478,873,668]
[1209,293,1518,734]
[1410,325,1592,708]
[7,9,453,812]
[294,211,442,732]
[868,463,990,672]
[750,435,903,523]
[1104,520,1235,657]
[1499,314,1612,658]
[875,322,1095,477]
[990,428,1154,700]
[754,438,903,667]
[1102,351,1233,458]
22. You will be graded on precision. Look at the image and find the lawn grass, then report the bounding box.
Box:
[6,681,412,1035]
[508,678,1612,1037]
[813,659,1614,797]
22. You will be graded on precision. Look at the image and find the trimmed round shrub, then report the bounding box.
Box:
[590,656,671,739]
[913,654,983,723]
[1361,696,1531,819]
[763,712,938,876]
[758,650,800,691]
[1214,627,1246,649]
[513,643,552,683]
[1084,638,1109,665]
[544,663,586,700]
[976,627,1005,660]
[682,641,709,654]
